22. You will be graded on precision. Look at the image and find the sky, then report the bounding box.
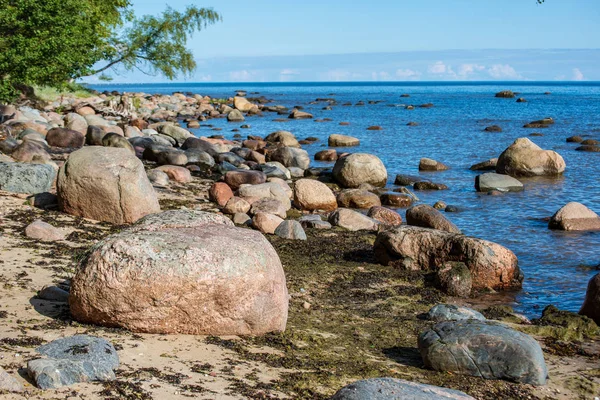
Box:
[87,0,600,83]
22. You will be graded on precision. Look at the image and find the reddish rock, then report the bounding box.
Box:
[293,179,337,211]
[130,119,149,131]
[315,149,338,161]
[25,219,65,241]
[380,193,413,208]
[46,128,85,148]
[252,212,284,234]
[367,126,383,131]
[406,204,460,233]
[367,206,402,227]
[209,182,234,207]
[156,165,192,183]
[243,139,266,151]
[224,170,267,190]
[76,106,95,116]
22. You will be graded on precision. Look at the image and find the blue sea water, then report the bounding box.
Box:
[90,81,600,317]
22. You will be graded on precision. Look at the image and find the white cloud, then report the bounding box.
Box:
[395,68,421,80]
[428,61,448,74]
[280,68,300,76]
[228,70,254,81]
[457,63,485,77]
[572,68,585,81]
[371,71,391,81]
[487,64,521,79]
[324,69,352,81]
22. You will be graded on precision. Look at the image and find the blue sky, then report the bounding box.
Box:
[89,0,600,83]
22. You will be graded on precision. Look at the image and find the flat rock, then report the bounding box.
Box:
[426,304,486,322]
[25,219,66,241]
[328,134,360,147]
[0,366,23,392]
[475,173,523,193]
[331,377,475,400]
[419,158,449,171]
[469,158,497,171]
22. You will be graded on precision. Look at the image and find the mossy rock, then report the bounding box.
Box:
[526,305,599,341]
[480,305,523,324]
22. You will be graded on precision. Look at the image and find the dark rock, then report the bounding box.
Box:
[576,145,600,152]
[469,158,497,171]
[406,204,460,233]
[394,174,424,186]
[37,285,69,302]
[580,274,600,325]
[380,193,413,208]
[484,125,502,132]
[495,90,515,98]
[435,262,472,297]
[46,128,85,148]
[413,181,448,191]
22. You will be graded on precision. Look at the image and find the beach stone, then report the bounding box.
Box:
[232,213,251,226]
[315,149,338,161]
[46,128,85,148]
[580,273,600,325]
[155,165,191,183]
[433,201,447,210]
[10,140,52,163]
[65,113,88,134]
[394,174,423,186]
[436,262,473,297]
[496,138,565,177]
[270,147,310,169]
[406,204,460,233]
[227,109,245,122]
[224,170,267,190]
[426,304,485,322]
[414,181,448,191]
[157,150,187,166]
[250,198,288,219]
[367,206,402,227]
[333,153,387,188]
[288,167,304,178]
[337,189,381,209]
[252,212,284,234]
[147,169,169,186]
[70,210,288,335]
[293,179,337,211]
[0,162,55,194]
[375,226,522,290]
[380,193,413,208]
[209,182,234,207]
[57,147,160,224]
[328,208,379,232]
[274,220,307,240]
[25,219,65,241]
[549,202,600,231]
[216,152,245,167]
[289,109,313,119]
[469,158,498,171]
[267,177,293,199]
[333,377,476,400]
[223,197,251,214]
[239,182,291,210]
[261,162,291,180]
[419,158,449,171]
[302,219,332,230]
[328,134,360,147]
[475,173,524,193]
[575,145,600,152]
[242,139,266,151]
[523,117,554,128]
[181,137,218,156]
[102,132,135,153]
[233,96,257,112]
[28,335,119,389]
[418,320,547,385]
[566,135,584,143]
[265,131,300,147]
[157,124,193,146]
[124,126,142,138]
[84,115,110,127]
[38,285,70,302]
[0,366,23,392]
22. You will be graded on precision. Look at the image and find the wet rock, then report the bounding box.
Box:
[575,144,600,152]
[328,134,360,147]
[26,192,58,209]
[484,125,502,132]
[380,193,413,208]
[469,158,497,171]
[223,196,251,214]
[580,274,600,326]
[252,212,284,234]
[289,109,313,119]
[516,97,527,103]
[433,201,446,210]
[147,169,169,186]
[536,305,599,339]
[209,182,234,207]
[419,158,449,171]
[293,179,337,211]
[315,149,338,161]
[25,219,65,241]
[367,206,402,227]
[435,262,472,297]
[0,366,23,392]
[0,162,55,194]
[46,127,85,148]
[28,335,119,389]
[366,125,382,131]
[523,117,554,129]
[426,304,485,322]
[475,173,524,193]
[418,320,548,385]
[374,226,522,290]
[70,210,288,335]
[337,189,381,209]
[406,204,460,233]
[413,181,448,190]
[274,220,307,240]
[265,131,300,147]
[38,285,70,302]
[394,174,423,186]
[57,147,160,224]
[495,90,515,98]
[224,170,267,190]
[549,202,600,231]
[328,208,379,232]
[445,205,459,212]
[330,377,475,400]
[496,138,565,177]
[333,153,387,188]
[566,135,584,143]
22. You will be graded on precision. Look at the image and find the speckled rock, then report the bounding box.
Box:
[549,202,600,231]
[426,304,486,322]
[0,162,55,194]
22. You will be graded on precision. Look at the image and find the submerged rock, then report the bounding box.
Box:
[549,202,600,231]
[475,172,524,193]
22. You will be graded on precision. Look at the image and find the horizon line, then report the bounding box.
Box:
[85,80,600,86]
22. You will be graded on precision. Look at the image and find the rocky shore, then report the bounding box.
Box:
[0,89,599,399]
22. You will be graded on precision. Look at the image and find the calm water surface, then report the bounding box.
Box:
[91,82,600,317]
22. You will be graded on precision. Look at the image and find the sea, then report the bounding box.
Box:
[89,81,600,318]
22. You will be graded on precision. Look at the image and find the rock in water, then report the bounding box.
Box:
[330,377,475,400]
[57,147,160,224]
[69,210,288,335]
[426,304,486,322]
[0,162,55,194]
[496,138,565,177]
[328,134,360,147]
[475,173,523,193]
[0,366,23,392]
[374,226,522,291]
[418,320,548,385]
[333,153,387,188]
[27,335,119,389]
[548,202,600,231]
[419,158,449,171]
[580,273,600,325]
[406,204,460,233]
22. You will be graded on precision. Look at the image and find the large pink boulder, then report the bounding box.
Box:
[57,147,160,224]
[69,210,288,335]
[549,202,600,231]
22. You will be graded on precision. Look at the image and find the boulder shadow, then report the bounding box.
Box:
[29,297,71,321]
[382,346,424,368]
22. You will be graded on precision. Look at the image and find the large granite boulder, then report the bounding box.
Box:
[496,138,565,177]
[548,202,600,231]
[374,226,522,290]
[57,147,160,224]
[330,378,475,400]
[70,210,288,335]
[333,153,387,188]
[580,273,600,325]
[406,204,461,233]
[270,147,310,169]
[475,173,523,193]
[293,179,337,211]
[418,320,548,385]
